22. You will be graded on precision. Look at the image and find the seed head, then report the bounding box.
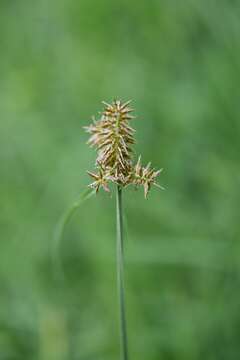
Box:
[84,100,163,197]
[132,156,164,198]
[84,100,135,181]
[87,162,114,193]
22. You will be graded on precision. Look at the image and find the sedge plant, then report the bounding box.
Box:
[84,100,163,360]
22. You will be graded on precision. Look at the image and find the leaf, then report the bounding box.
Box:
[52,188,96,282]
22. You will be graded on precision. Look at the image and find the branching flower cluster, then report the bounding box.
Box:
[84,100,163,197]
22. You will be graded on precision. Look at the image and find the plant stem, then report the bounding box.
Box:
[116,185,129,360]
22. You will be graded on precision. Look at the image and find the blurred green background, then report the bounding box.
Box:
[1,0,240,359]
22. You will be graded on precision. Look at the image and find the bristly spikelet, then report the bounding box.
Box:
[85,100,135,181]
[84,100,163,197]
[102,100,135,121]
[87,162,114,193]
[132,156,164,198]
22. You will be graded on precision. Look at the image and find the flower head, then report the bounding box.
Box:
[87,163,114,193]
[132,156,164,198]
[85,100,163,197]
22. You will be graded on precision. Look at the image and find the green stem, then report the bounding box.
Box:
[116,185,129,360]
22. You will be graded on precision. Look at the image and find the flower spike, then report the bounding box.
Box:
[85,100,163,197]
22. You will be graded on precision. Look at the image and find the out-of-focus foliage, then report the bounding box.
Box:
[1,0,240,359]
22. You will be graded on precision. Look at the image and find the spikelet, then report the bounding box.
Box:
[84,100,163,197]
[132,156,164,198]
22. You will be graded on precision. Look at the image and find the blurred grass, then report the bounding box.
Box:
[1,0,240,359]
